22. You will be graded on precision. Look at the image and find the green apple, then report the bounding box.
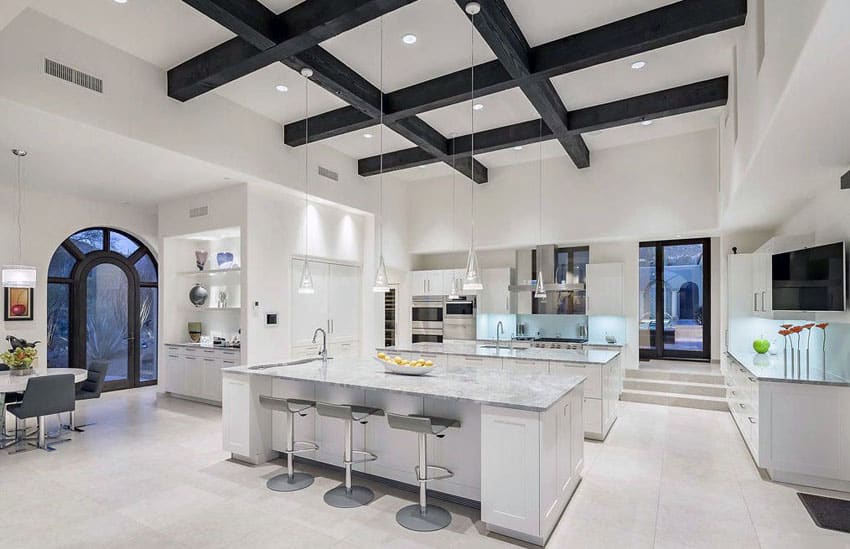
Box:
[752,337,770,354]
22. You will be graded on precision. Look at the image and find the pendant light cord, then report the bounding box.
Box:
[303,72,309,260]
[469,9,475,251]
[538,118,543,245]
[378,16,384,260]
[16,153,23,263]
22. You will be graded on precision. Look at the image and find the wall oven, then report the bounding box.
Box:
[443,296,476,341]
[412,297,444,343]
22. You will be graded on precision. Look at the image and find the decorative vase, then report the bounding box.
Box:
[216,251,234,269]
[188,322,202,343]
[189,284,209,307]
[195,250,208,271]
[10,367,33,376]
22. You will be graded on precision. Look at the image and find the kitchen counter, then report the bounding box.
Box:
[727,350,850,386]
[223,359,583,412]
[165,342,241,350]
[378,342,619,364]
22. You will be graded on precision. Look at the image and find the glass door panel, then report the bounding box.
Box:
[663,243,706,354]
[638,246,657,354]
[86,263,131,389]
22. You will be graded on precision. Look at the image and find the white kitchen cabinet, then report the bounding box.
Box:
[222,372,274,464]
[164,352,186,395]
[479,268,516,314]
[502,358,549,374]
[184,355,204,397]
[291,259,361,346]
[447,354,502,371]
[549,355,620,441]
[410,270,446,296]
[586,262,624,316]
[751,253,772,317]
[163,345,239,404]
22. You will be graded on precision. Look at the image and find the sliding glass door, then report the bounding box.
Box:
[639,239,710,360]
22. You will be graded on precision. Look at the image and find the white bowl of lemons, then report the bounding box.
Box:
[376,353,436,376]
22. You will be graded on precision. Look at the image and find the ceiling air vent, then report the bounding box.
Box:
[44,58,103,94]
[189,206,209,218]
[318,166,339,182]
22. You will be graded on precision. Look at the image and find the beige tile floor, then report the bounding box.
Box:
[2,387,849,548]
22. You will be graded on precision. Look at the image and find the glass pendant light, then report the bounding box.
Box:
[2,149,36,289]
[534,119,546,300]
[297,68,315,295]
[462,2,483,292]
[372,16,390,293]
[448,135,461,300]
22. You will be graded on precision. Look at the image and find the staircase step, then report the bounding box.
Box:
[624,378,727,398]
[625,368,724,385]
[621,389,729,411]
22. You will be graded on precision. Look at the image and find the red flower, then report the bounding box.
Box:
[803,323,815,329]
[790,326,803,333]
[780,324,793,329]
[816,323,829,330]
[778,329,790,336]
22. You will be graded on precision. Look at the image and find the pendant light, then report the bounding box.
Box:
[448,135,461,300]
[2,149,36,289]
[372,16,390,293]
[534,119,547,300]
[297,68,315,295]
[462,2,483,292]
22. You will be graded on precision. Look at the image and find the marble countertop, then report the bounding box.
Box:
[165,342,241,350]
[377,342,619,364]
[727,350,850,386]
[223,359,585,412]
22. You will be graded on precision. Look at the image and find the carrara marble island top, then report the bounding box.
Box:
[378,341,620,364]
[223,359,584,412]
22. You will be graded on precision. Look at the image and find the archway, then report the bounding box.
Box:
[47,228,158,391]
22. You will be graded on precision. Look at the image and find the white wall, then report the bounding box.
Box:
[0,183,157,357]
[405,130,719,254]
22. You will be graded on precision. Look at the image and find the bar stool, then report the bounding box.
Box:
[315,402,384,508]
[386,413,460,532]
[259,395,319,492]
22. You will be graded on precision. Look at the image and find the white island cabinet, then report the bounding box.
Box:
[163,344,240,404]
[222,359,584,546]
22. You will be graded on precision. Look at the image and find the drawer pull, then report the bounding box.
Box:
[738,403,746,409]
[747,416,757,424]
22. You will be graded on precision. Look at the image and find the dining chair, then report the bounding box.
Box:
[0,364,23,439]
[66,361,108,432]
[6,374,75,453]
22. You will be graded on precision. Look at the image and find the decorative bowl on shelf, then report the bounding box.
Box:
[374,355,436,376]
[216,252,235,268]
[189,283,209,307]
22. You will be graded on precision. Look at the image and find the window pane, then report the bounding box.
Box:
[109,231,139,257]
[70,229,104,254]
[639,246,657,352]
[139,287,158,383]
[135,254,158,282]
[87,263,129,383]
[48,245,76,278]
[663,243,705,352]
[47,283,70,369]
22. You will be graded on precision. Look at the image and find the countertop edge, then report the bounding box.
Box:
[726,351,850,387]
[376,346,620,364]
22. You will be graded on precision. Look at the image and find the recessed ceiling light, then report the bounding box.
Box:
[641,120,653,126]
[402,34,417,45]
[417,165,427,169]
[631,60,646,70]
[473,103,484,111]
[363,133,373,139]
[113,0,128,3]
[275,84,288,92]
[513,146,523,151]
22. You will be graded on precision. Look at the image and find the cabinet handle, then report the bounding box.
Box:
[753,292,758,312]
[331,319,334,333]
[747,376,756,383]
[185,357,197,361]
[204,358,215,363]
[747,416,756,424]
[505,294,509,312]
[464,357,484,362]
[738,403,746,409]
[761,291,766,312]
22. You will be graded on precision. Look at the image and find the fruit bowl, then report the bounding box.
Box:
[374,357,436,376]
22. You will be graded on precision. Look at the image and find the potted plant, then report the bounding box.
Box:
[1,345,38,376]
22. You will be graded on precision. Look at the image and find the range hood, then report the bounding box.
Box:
[508,244,585,293]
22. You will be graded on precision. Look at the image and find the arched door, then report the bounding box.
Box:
[47,228,158,391]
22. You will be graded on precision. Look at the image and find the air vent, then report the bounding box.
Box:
[318,166,339,182]
[189,206,209,218]
[44,59,103,93]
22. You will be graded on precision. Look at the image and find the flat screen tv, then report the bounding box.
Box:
[772,242,846,311]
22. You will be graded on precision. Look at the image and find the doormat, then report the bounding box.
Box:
[798,493,850,533]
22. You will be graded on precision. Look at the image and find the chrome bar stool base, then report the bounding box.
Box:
[396,503,452,532]
[324,484,375,508]
[267,471,315,492]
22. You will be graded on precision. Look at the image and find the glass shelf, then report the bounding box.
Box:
[178,268,241,278]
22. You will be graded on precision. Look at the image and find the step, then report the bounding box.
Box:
[621,389,729,412]
[626,368,724,385]
[624,378,727,398]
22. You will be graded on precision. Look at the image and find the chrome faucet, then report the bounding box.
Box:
[312,328,328,364]
[496,321,504,350]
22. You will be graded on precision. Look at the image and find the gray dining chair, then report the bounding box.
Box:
[6,374,75,453]
[66,361,108,432]
[0,364,23,439]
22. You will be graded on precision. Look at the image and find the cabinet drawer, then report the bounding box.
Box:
[448,355,501,370]
[583,397,602,435]
[550,363,601,398]
[502,359,549,373]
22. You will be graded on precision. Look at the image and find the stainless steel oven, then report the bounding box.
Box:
[412,296,444,343]
[443,296,476,341]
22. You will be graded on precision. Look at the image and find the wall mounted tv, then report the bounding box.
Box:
[772,242,846,311]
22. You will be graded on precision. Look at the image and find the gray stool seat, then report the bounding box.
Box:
[386,412,461,532]
[315,401,384,508]
[259,395,319,492]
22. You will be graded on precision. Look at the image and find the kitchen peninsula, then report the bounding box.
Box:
[378,342,621,440]
[222,358,585,545]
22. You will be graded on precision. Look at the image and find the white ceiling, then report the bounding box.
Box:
[14,0,736,178]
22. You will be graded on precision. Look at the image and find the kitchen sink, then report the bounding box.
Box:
[248,357,332,370]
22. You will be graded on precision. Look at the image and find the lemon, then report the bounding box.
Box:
[377,352,387,360]
[424,360,433,367]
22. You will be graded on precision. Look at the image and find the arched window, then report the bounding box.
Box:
[47,228,158,391]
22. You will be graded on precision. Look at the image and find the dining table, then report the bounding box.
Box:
[0,368,88,448]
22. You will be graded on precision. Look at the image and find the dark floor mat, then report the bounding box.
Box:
[798,492,850,533]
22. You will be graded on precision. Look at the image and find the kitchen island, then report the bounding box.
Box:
[221,358,585,545]
[378,342,621,440]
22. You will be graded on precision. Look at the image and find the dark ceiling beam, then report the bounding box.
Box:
[286,0,746,144]
[457,0,589,168]
[284,47,488,183]
[169,0,416,101]
[358,77,729,178]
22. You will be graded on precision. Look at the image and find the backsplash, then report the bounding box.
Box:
[587,316,627,345]
[517,314,587,339]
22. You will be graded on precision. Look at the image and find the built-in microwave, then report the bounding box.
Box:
[444,296,476,341]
